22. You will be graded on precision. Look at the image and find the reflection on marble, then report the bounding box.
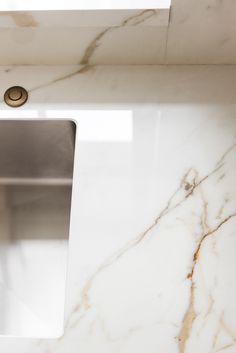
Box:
[0,65,236,352]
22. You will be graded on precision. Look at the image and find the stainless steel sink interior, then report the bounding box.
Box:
[0,120,76,338]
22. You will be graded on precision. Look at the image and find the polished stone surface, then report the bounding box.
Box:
[0,65,236,353]
[1,0,236,64]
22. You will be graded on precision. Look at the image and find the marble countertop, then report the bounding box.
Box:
[0,65,236,353]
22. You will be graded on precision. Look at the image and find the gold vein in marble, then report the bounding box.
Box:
[29,65,93,93]
[80,9,158,65]
[179,208,236,353]
[63,142,236,338]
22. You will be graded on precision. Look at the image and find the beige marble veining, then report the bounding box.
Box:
[0,66,236,353]
[0,0,236,64]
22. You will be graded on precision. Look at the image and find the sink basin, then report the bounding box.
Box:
[0,120,76,338]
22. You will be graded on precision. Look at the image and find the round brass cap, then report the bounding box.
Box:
[4,86,28,108]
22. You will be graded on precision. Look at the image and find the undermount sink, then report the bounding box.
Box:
[0,120,76,338]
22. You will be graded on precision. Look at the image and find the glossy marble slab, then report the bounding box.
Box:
[0,0,170,65]
[0,9,169,28]
[0,26,168,65]
[1,0,236,64]
[0,65,236,352]
[167,0,236,64]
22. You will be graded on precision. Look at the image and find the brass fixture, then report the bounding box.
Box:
[4,86,28,107]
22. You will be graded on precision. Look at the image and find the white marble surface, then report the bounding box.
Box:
[0,7,169,65]
[167,0,236,64]
[0,65,236,352]
[0,9,169,28]
[1,0,236,64]
[0,26,168,65]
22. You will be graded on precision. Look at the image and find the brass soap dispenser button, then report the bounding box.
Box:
[4,86,28,107]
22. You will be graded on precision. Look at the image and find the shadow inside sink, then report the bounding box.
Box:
[0,120,76,338]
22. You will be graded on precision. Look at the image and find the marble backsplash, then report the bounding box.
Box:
[0,9,169,65]
[1,0,236,64]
